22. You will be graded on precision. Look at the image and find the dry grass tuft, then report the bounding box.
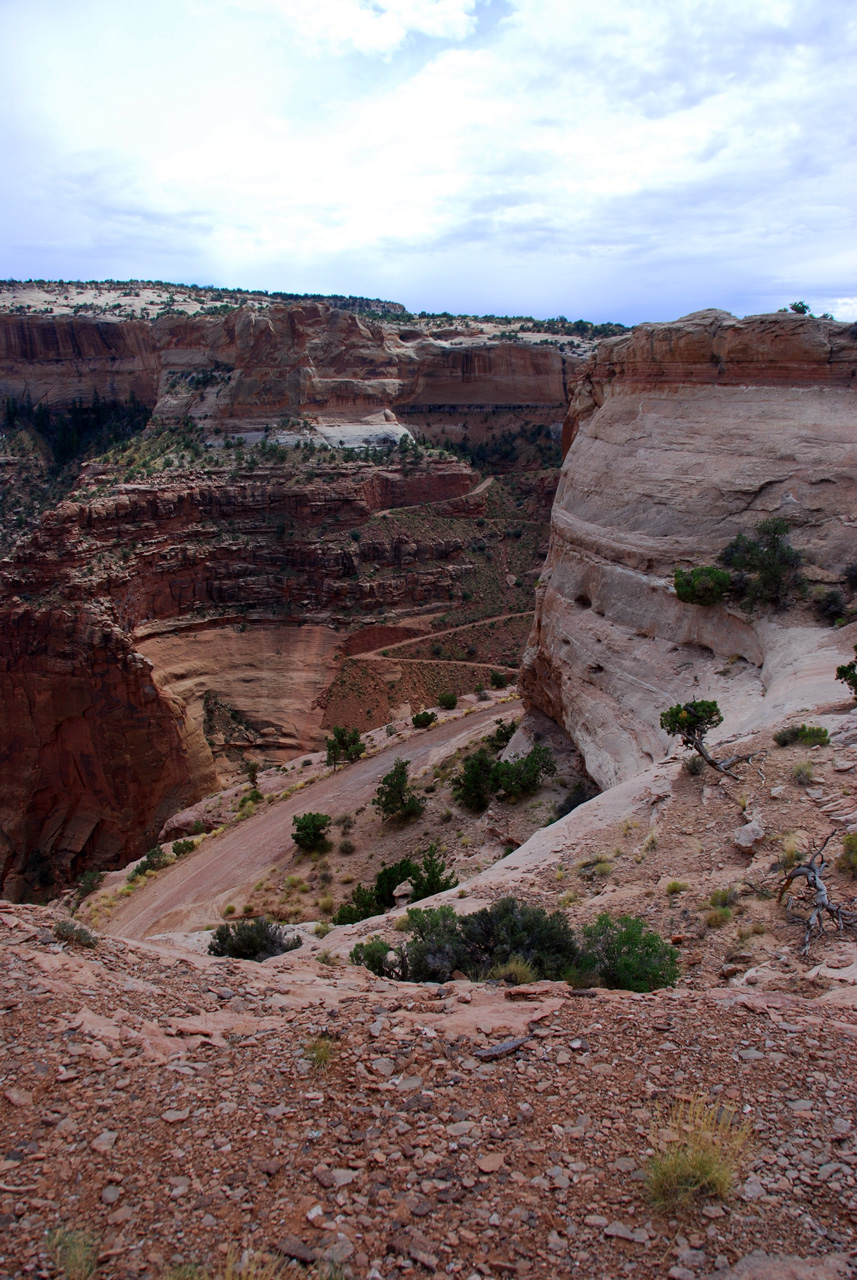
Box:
[307,1035,334,1070]
[645,1097,750,1212]
[45,1227,100,1280]
[487,955,537,985]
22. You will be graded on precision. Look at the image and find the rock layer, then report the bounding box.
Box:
[523,310,857,788]
[0,304,567,427]
[0,605,215,901]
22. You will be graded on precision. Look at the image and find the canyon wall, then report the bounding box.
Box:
[522,310,857,788]
[0,604,216,900]
[0,304,567,426]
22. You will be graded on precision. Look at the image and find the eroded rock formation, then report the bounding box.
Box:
[0,303,567,429]
[523,310,857,788]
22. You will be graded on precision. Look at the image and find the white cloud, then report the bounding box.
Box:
[0,0,854,318]
[223,0,478,54]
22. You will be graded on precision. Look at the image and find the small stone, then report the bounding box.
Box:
[738,1048,764,1061]
[162,1108,190,1124]
[370,1057,395,1078]
[702,1204,725,1219]
[91,1130,118,1153]
[741,1176,765,1201]
[275,1235,318,1263]
[584,1215,608,1227]
[733,820,764,850]
[4,1088,33,1108]
[477,1152,505,1174]
[101,1184,122,1204]
[107,1204,134,1225]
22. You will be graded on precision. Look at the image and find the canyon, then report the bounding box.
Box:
[0,295,566,898]
[3,293,857,1280]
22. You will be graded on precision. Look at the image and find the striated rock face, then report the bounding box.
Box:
[0,455,483,895]
[523,311,857,788]
[0,605,215,901]
[0,304,566,426]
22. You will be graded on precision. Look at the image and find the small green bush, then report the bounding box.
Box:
[718,517,804,611]
[774,723,829,747]
[837,832,857,878]
[578,914,679,992]
[674,566,731,607]
[683,754,706,776]
[451,748,495,810]
[410,843,458,899]
[339,838,355,855]
[412,710,438,729]
[487,718,517,751]
[836,645,857,700]
[706,906,732,928]
[490,743,556,800]
[208,917,300,961]
[173,838,195,857]
[438,692,458,710]
[54,919,98,949]
[75,869,105,900]
[127,846,169,880]
[292,811,332,850]
[325,725,366,769]
[815,588,846,624]
[490,669,508,689]
[372,758,425,821]
[792,760,814,785]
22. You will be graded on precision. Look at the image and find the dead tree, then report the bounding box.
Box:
[777,835,857,955]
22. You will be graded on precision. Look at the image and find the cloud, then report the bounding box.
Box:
[223,0,479,54]
[0,0,854,318]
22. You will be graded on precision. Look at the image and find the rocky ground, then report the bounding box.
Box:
[2,901,857,1280]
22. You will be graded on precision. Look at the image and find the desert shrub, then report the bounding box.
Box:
[718,517,804,610]
[292,811,332,850]
[349,934,396,977]
[706,906,732,928]
[487,718,517,751]
[372,758,425,821]
[208,916,300,961]
[350,897,579,983]
[792,760,814,785]
[815,588,846,624]
[410,843,458,899]
[451,748,495,810]
[412,710,438,729]
[845,563,857,589]
[54,919,98,949]
[645,1097,749,1211]
[837,832,857,878]
[437,692,458,710]
[710,887,736,908]
[666,880,687,895]
[773,723,829,747]
[173,838,195,857]
[374,857,420,909]
[325,725,365,769]
[683,753,706,776]
[244,760,259,787]
[459,897,579,980]
[490,669,508,689]
[490,743,556,800]
[339,838,355,855]
[75,869,105,900]
[837,645,857,700]
[578,913,679,992]
[333,883,381,925]
[127,846,169,880]
[239,789,263,807]
[674,565,731,607]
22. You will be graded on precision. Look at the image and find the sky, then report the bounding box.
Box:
[0,0,855,322]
